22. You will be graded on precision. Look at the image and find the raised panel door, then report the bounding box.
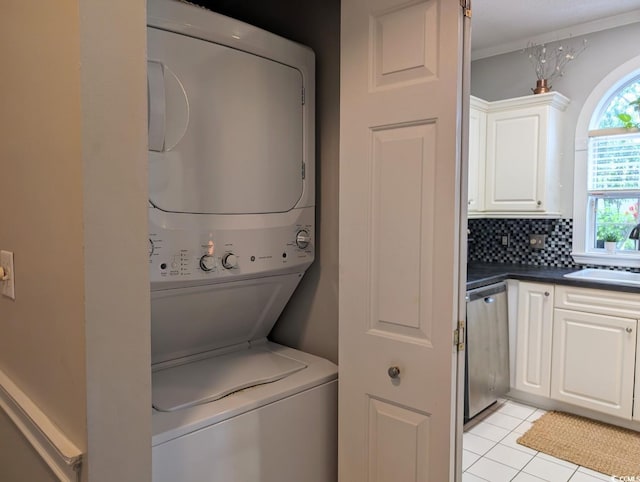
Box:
[339,0,466,480]
[467,98,487,213]
[485,106,546,212]
[514,282,554,397]
[551,309,637,419]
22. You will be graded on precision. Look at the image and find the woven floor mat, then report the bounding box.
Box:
[517,410,640,477]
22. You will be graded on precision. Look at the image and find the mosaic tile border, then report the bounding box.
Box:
[467,218,640,272]
[468,218,574,267]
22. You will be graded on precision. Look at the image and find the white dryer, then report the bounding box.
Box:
[146,2,337,481]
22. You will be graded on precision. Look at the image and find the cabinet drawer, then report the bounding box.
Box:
[554,285,640,319]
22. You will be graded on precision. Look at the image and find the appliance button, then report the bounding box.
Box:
[199,254,216,272]
[221,253,238,269]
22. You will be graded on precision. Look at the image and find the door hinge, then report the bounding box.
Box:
[302,161,306,179]
[302,87,305,105]
[460,0,471,17]
[454,321,465,351]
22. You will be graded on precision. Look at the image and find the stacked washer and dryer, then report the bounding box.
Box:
[147,2,338,481]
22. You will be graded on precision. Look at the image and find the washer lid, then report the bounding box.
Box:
[147,27,304,215]
[152,345,307,412]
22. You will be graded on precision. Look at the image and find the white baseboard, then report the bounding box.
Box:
[0,368,83,482]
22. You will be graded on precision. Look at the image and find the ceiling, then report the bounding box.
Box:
[472,0,640,60]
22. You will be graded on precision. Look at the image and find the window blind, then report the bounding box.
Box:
[588,132,640,192]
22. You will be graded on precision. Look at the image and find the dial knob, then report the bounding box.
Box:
[149,239,155,257]
[222,253,238,269]
[296,229,311,249]
[199,254,215,272]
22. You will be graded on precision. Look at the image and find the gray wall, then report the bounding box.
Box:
[195,0,341,363]
[0,411,58,482]
[471,21,640,216]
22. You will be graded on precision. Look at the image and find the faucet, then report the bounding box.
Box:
[628,223,640,250]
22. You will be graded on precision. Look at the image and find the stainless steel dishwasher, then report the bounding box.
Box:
[465,282,509,422]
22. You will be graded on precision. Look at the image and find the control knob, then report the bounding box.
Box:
[199,254,216,272]
[221,253,238,269]
[296,229,311,249]
[148,239,154,257]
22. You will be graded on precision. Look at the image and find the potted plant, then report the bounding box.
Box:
[617,98,640,128]
[603,232,619,253]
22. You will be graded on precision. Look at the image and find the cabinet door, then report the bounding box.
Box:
[551,309,637,419]
[515,282,554,396]
[485,106,546,212]
[467,101,486,213]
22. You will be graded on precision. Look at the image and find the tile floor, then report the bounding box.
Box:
[463,399,612,482]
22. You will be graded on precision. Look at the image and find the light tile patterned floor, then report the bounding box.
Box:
[463,399,612,482]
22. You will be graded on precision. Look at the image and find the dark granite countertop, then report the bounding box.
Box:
[467,263,640,294]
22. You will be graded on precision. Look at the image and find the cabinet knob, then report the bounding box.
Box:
[544,291,550,297]
[537,200,542,206]
[388,366,400,379]
[626,327,633,334]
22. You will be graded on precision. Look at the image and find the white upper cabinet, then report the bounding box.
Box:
[467,97,488,213]
[469,92,570,218]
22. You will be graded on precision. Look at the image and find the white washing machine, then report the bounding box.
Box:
[147,2,338,481]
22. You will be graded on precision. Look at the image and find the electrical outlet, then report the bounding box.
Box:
[501,234,510,246]
[1,250,15,300]
[529,234,546,250]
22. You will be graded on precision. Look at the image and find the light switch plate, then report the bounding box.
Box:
[1,250,15,300]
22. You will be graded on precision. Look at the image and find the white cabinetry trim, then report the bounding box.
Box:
[0,368,83,481]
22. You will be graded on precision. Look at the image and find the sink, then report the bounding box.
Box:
[563,269,640,287]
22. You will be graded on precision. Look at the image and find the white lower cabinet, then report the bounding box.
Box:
[511,283,640,421]
[551,308,637,419]
[514,282,554,397]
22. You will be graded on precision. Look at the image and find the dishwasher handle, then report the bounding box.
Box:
[466,282,506,302]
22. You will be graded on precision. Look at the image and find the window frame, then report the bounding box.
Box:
[573,54,640,267]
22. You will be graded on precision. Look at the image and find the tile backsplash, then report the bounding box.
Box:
[467,218,575,267]
[467,218,640,272]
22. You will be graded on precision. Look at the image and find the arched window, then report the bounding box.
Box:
[573,56,640,267]
[588,80,640,249]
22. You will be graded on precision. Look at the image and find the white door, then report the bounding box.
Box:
[485,107,546,212]
[339,0,467,480]
[514,282,554,397]
[551,309,637,419]
[467,98,487,213]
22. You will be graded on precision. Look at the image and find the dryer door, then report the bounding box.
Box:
[147,27,304,214]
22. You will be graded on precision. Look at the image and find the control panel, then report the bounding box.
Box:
[149,207,314,284]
